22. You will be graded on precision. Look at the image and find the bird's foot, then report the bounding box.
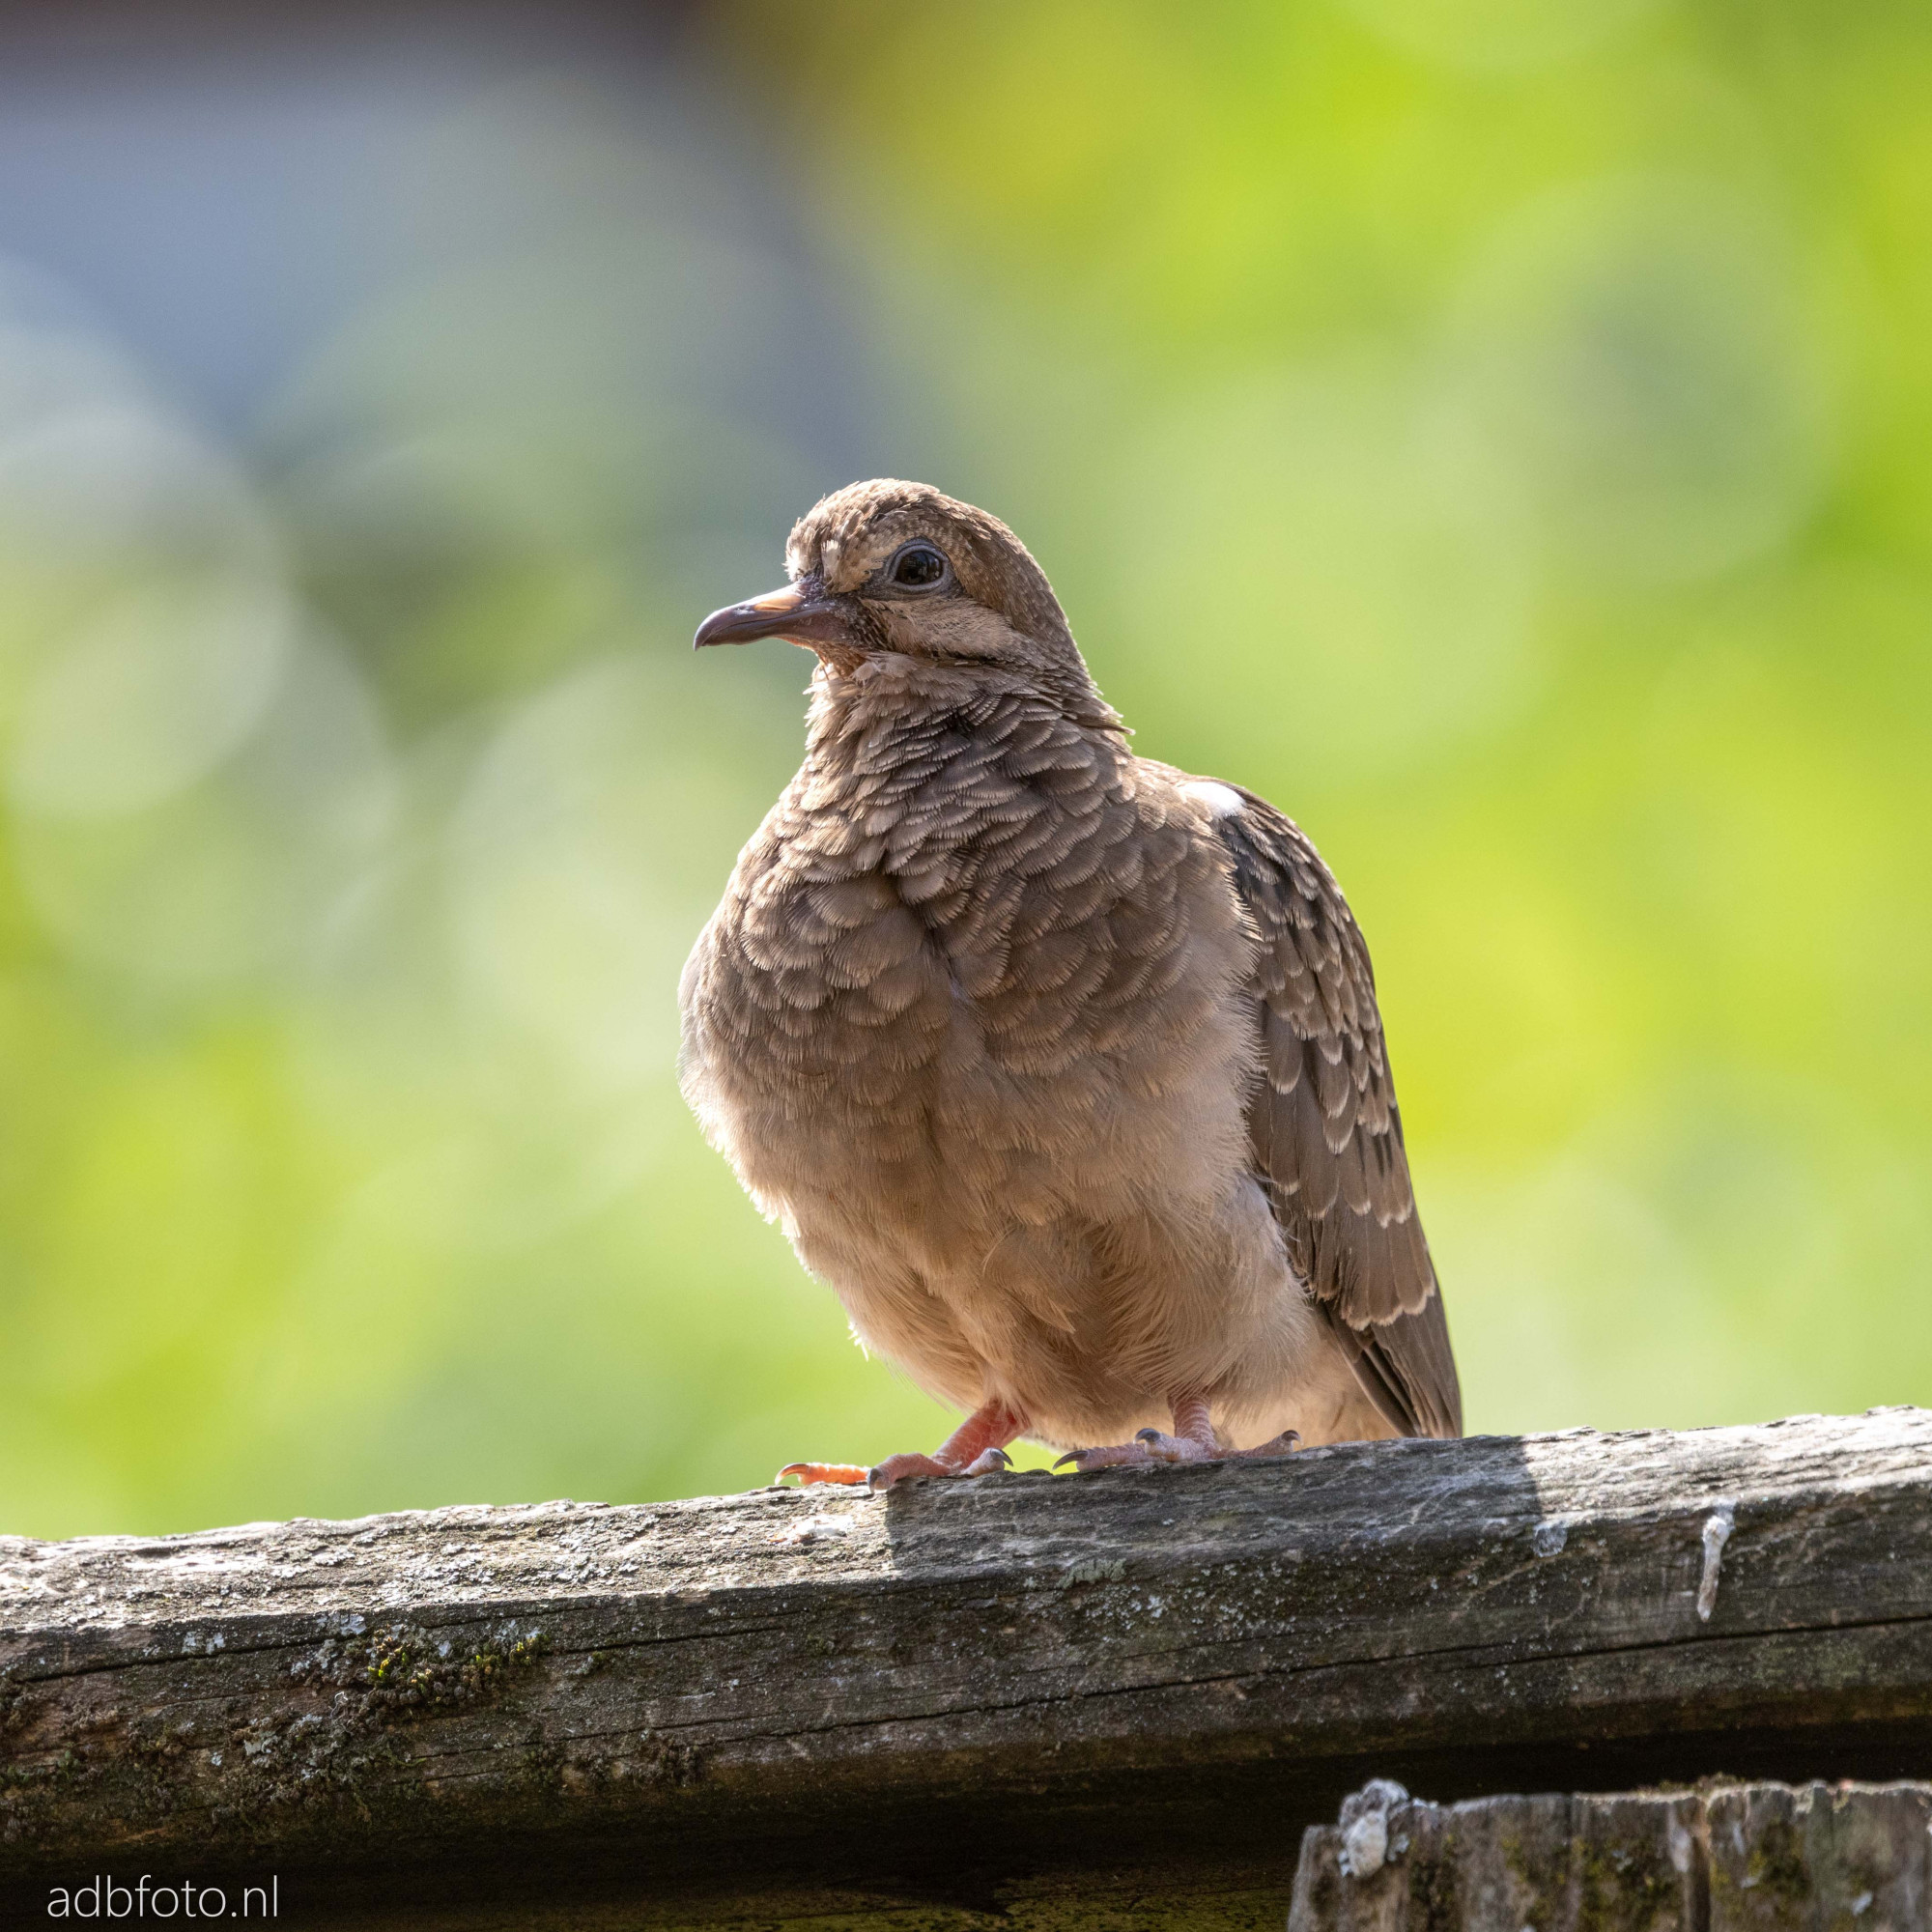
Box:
[775,1446,1012,1491]
[1133,1428,1221,1464]
[1053,1440,1151,1472]
[867,1445,1012,1489]
[1054,1428,1300,1474]
[1054,1429,1213,1473]
[775,1462,869,1487]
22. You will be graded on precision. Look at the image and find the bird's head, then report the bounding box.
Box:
[694,479,1119,729]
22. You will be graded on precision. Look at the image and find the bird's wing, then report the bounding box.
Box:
[1208,783,1463,1439]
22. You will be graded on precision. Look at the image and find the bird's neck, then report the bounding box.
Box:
[802,657,1122,772]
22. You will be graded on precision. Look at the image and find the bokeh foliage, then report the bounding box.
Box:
[2,0,1928,1536]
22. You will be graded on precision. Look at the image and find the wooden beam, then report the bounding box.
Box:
[1289,1777,1932,1930]
[5,1410,1932,1926]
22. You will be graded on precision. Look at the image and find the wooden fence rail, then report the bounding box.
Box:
[1291,1777,1932,1930]
[5,1409,1931,1927]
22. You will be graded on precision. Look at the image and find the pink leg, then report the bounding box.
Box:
[777,1398,1027,1492]
[1056,1393,1298,1474]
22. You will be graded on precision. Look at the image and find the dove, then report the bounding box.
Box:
[681,480,1460,1487]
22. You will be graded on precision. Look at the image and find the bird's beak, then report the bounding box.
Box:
[693,584,857,652]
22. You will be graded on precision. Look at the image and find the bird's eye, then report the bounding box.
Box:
[889,543,948,589]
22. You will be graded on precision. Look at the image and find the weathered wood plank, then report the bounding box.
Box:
[1288,1777,1932,1930]
[4,1410,1932,1925]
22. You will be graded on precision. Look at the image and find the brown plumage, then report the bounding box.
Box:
[681,479,1460,1487]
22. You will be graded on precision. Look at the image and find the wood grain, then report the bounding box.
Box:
[5,1409,1932,1926]
[1289,1777,1932,1930]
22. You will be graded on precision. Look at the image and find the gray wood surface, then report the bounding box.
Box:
[5,1409,1932,1927]
[1290,1777,1932,1930]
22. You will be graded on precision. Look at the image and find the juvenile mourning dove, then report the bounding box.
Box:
[682,480,1461,1486]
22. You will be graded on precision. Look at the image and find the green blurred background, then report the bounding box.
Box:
[1,1,1927,1538]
